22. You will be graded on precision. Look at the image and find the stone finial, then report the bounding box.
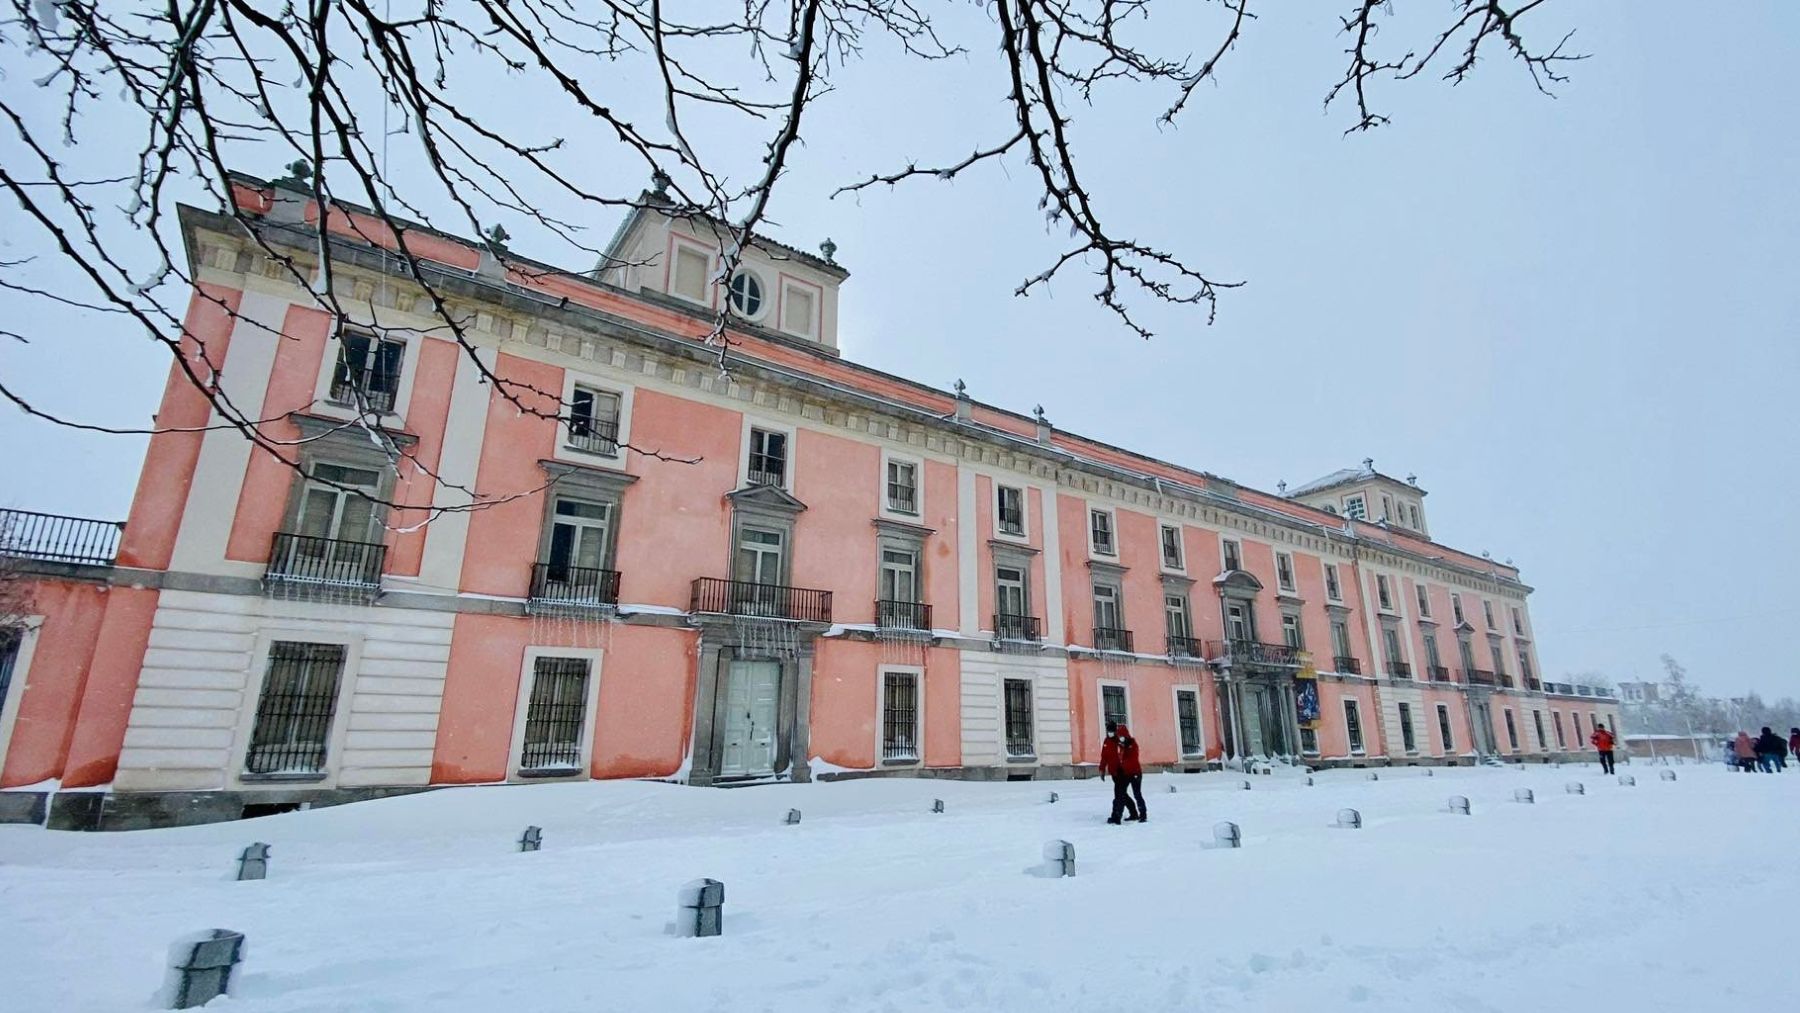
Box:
[1482,549,1491,559]
[954,378,967,398]
[820,237,838,263]
[1033,404,1047,424]
[483,223,510,253]
[1277,480,1288,496]
[280,159,312,186]
[651,168,671,198]
[1033,404,1052,447]
[1406,473,1418,486]
[1362,457,1374,472]
[1504,557,1514,566]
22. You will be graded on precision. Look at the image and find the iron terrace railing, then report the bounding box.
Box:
[1333,655,1362,675]
[1389,661,1413,679]
[0,509,123,567]
[875,598,932,632]
[994,613,1042,642]
[1167,634,1205,660]
[1092,626,1134,654]
[265,532,385,591]
[690,577,832,623]
[529,563,621,611]
[1428,665,1452,682]
[1210,639,1302,668]
[1463,668,1497,687]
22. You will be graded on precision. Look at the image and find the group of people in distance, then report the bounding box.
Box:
[1729,727,1800,773]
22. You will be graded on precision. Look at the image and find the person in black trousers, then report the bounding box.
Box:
[1114,723,1147,823]
[1100,721,1140,824]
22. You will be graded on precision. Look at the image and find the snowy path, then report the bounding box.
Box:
[3,763,1794,1011]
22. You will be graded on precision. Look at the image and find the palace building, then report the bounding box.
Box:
[0,173,1619,829]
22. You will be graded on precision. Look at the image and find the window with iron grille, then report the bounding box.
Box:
[1089,509,1115,556]
[1159,524,1184,570]
[246,642,347,775]
[1275,552,1295,592]
[1376,575,1393,610]
[1399,702,1417,753]
[1176,690,1202,756]
[747,428,787,487]
[886,460,918,515]
[1004,678,1034,756]
[1324,564,1341,601]
[567,386,622,456]
[520,656,591,773]
[1415,583,1431,617]
[1532,710,1547,751]
[329,331,405,413]
[1221,538,1241,571]
[1344,699,1365,753]
[1101,684,1128,731]
[997,485,1025,536]
[882,671,919,760]
[1504,709,1520,751]
[1437,704,1454,751]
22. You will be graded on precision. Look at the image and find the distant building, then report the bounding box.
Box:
[1617,680,1663,704]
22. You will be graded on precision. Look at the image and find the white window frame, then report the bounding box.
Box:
[777,274,823,340]
[1275,551,1296,593]
[1324,563,1342,602]
[0,617,44,770]
[737,416,797,490]
[1092,583,1123,636]
[726,266,771,323]
[1001,675,1037,759]
[1407,503,1422,530]
[1219,535,1243,572]
[1482,599,1496,629]
[310,325,422,424]
[666,233,717,307]
[1097,679,1131,736]
[1380,493,1394,522]
[1281,613,1303,649]
[1511,606,1526,636]
[1414,582,1431,618]
[876,664,925,767]
[1376,574,1395,612]
[993,482,1030,542]
[1171,685,1206,758]
[229,629,364,790]
[1398,701,1418,755]
[1158,522,1186,574]
[507,646,605,783]
[1344,698,1366,756]
[1451,592,1465,625]
[1087,505,1118,559]
[878,449,925,521]
[553,371,635,471]
[1343,494,1366,520]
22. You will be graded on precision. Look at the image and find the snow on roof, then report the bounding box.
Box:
[1287,467,1370,498]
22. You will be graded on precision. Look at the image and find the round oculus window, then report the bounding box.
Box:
[728,270,764,317]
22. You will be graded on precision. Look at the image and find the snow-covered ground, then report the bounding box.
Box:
[4,762,1794,1011]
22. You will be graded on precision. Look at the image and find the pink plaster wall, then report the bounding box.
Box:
[457,353,563,597]
[0,579,109,787]
[225,303,333,563]
[809,641,961,770]
[609,388,740,607]
[385,337,460,576]
[58,586,160,787]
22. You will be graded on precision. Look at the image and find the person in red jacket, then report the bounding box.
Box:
[1115,723,1148,823]
[1590,723,1616,775]
[1099,721,1141,824]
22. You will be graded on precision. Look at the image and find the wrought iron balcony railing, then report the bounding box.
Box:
[875,599,932,632]
[1463,668,1497,686]
[1167,635,1204,660]
[1092,627,1134,653]
[266,532,385,591]
[994,613,1042,642]
[1497,673,1515,689]
[1333,655,1362,675]
[529,563,621,611]
[1428,665,1452,682]
[886,483,918,515]
[690,577,832,623]
[1523,676,1543,692]
[567,417,620,457]
[0,509,123,567]
[1389,661,1413,679]
[1210,639,1302,668]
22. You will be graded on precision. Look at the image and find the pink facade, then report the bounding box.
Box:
[0,174,1617,829]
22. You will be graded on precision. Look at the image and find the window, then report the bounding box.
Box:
[1489,639,1506,676]
[1572,712,1583,743]
[519,656,591,773]
[1159,524,1184,570]
[1324,564,1342,602]
[1376,575,1393,611]
[1101,684,1129,730]
[781,283,817,338]
[879,548,918,605]
[1451,593,1465,625]
[1089,508,1116,556]
[1225,601,1252,642]
[1532,710,1547,751]
[1423,634,1443,673]
[1299,726,1319,755]
[1517,646,1534,681]
[1004,678,1034,756]
[1343,495,1366,520]
[1436,704,1454,752]
[996,485,1025,536]
[245,641,346,775]
[1399,702,1417,753]
[1221,538,1242,571]
[1380,494,1394,522]
[1415,584,1431,617]
[671,244,710,302]
[1282,613,1303,649]
[546,498,612,583]
[329,331,404,413]
[1383,626,1405,676]
[1458,636,1476,672]
[1344,699,1365,754]
[727,270,764,317]
[1275,551,1296,593]
[296,463,381,544]
[1554,712,1566,748]
[1176,689,1203,756]
[885,459,919,515]
[1092,584,1123,642]
[1504,709,1520,751]
[734,528,784,585]
[1511,607,1525,636]
[1482,600,1496,628]
[995,566,1030,638]
[882,671,920,761]
[747,428,787,487]
[1408,504,1421,530]
[1330,619,1352,662]
[1165,594,1193,653]
[567,385,621,457]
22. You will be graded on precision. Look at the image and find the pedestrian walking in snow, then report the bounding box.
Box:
[1734,731,1758,772]
[1116,723,1147,823]
[1756,727,1786,773]
[1100,721,1139,825]
[1788,728,1800,764]
[1590,723,1617,775]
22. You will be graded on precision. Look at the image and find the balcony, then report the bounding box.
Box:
[1497,673,1515,689]
[875,599,932,633]
[690,577,832,623]
[0,509,122,567]
[265,532,385,593]
[1168,635,1205,660]
[528,562,621,614]
[1388,662,1412,679]
[886,484,918,516]
[1092,627,1134,654]
[994,613,1042,642]
[1523,676,1543,692]
[1333,656,1362,675]
[1211,639,1302,669]
[1428,665,1451,682]
[567,417,620,457]
[1463,668,1496,687]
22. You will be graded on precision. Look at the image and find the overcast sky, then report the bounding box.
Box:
[2,3,1795,698]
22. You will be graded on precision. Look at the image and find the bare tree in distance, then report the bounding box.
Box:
[0,0,1584,525]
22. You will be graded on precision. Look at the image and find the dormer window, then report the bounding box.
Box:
[671,244,710,303]
[781,282,818,339]
[728,270,764,318]
[1343,495,1366,520]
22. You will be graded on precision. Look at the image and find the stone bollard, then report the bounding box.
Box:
[1240,779,1253,791]
[1515,788,1535,804]
[519,826,542,853]
[1168,784,1178,794]
[162,930,245,1009]
[1367,771,1379,781]
[677,879,725,938]
[1212,821,1242,849]
[1047,791,1059,804]
[235,843,270,882]
[932,799,945,813]
[1305,776,1314,786]
[1660,770,1677,782]
[1334,808,1362,829]
[1426,769,1435,777]
[1043,840,1076,877]
[1566,782,1585,795]
[1447,795,1471,815]
[1618,775,1636,787]
[784,809,802,825]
